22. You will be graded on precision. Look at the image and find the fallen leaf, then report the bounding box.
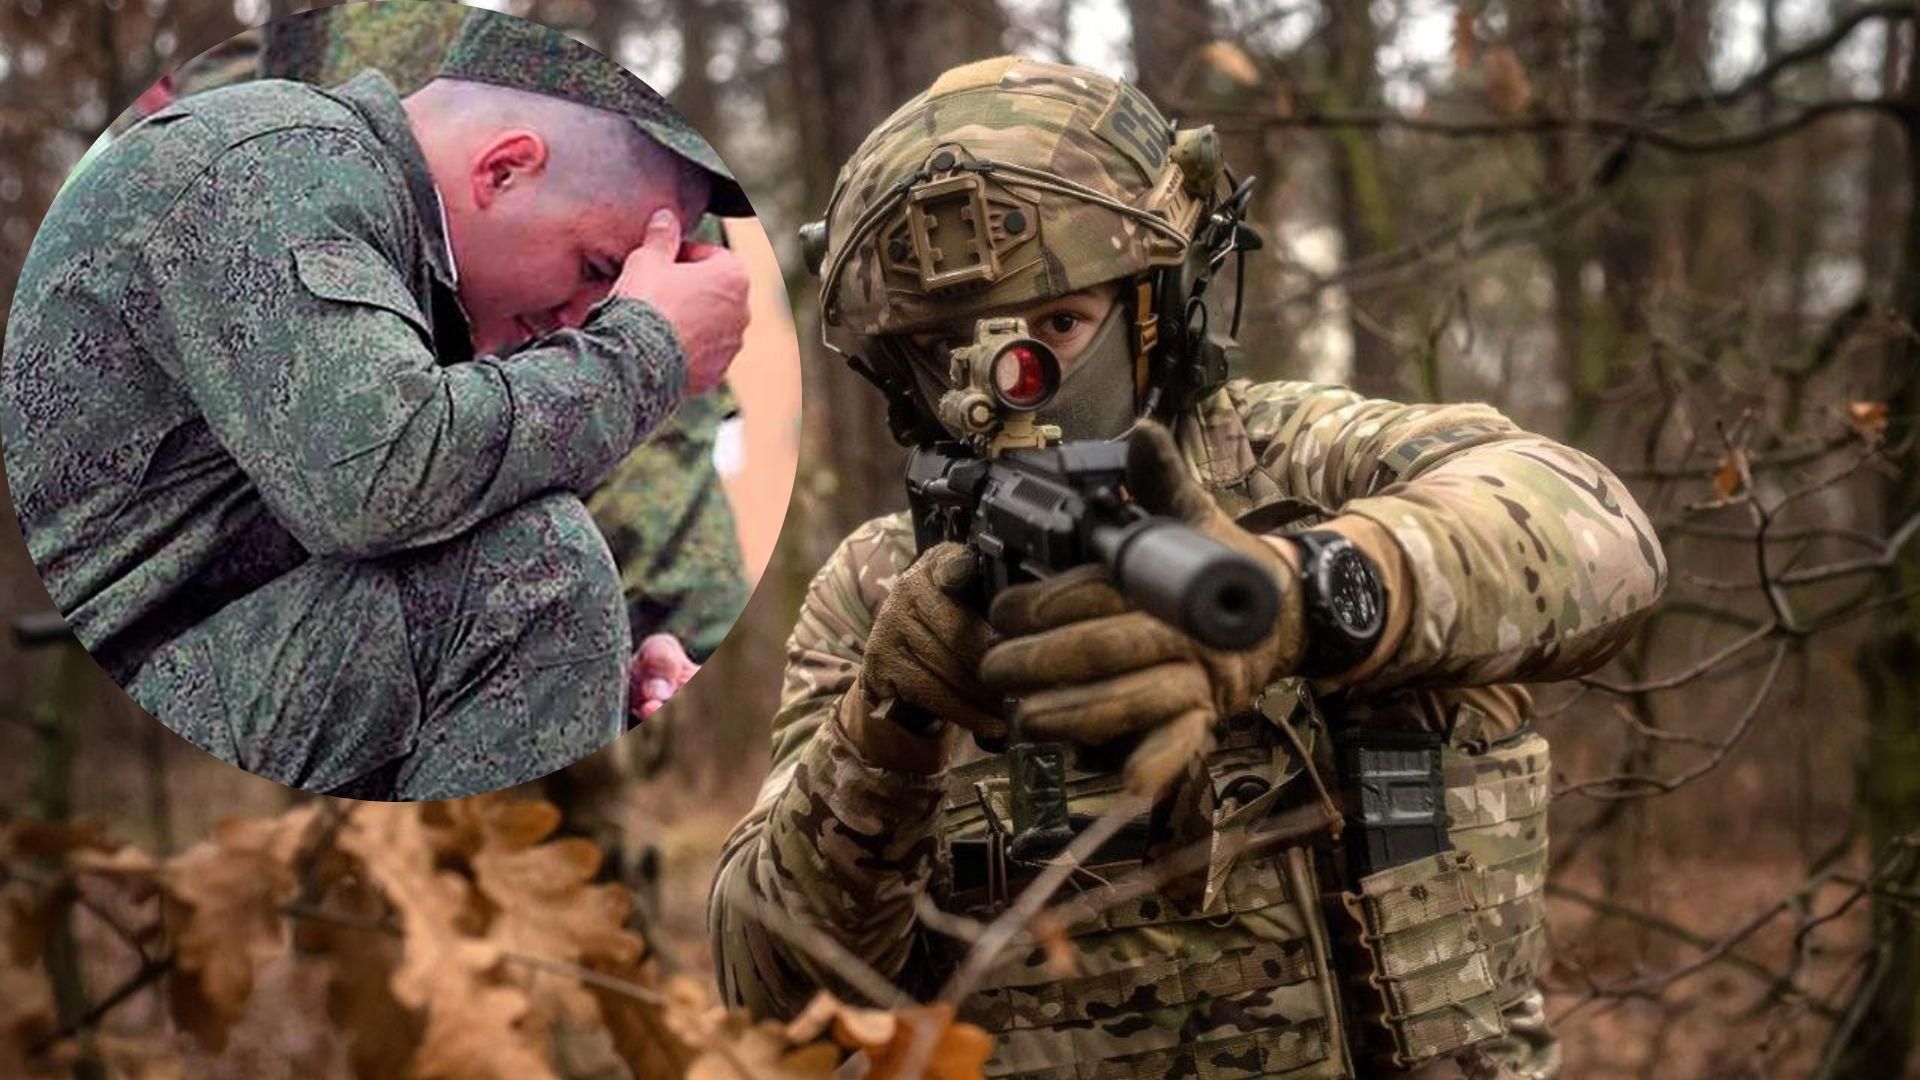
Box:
[79,1022,186,1076]
[306,877,419,1080]
[785,990,897,1051]
[0,820,111,860]
[340,803,553,1080]
[474,827,643,1024]
[0,883,54,1078]
[865,1003,993,1080]
[68,844,164,878]
[686,1013,839,1080]
[159,805,322,1051]
[592,961,699,1080]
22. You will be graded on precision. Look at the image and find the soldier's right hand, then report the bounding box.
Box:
[614,209,749,395]
[842,543,1004,774]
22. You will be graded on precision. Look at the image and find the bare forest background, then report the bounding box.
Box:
[1,0,1918,1077]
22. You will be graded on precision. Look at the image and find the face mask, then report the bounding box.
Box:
[890,300,1139,444]
[1038,300,1136,441]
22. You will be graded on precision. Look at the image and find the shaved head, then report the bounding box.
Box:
[406,78,708,221]
[402,78,712,354]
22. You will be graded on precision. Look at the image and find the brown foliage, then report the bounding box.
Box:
[0,797,933,1079]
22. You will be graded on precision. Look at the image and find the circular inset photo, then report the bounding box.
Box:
[1,3,796,800]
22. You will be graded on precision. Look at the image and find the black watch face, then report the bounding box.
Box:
[1325,548,1384,637]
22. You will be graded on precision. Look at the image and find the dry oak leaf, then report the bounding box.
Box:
[592,963,700,1080]
[49,1033,186,1080]
[785,990,897,1050]
[341,802,552,1080]
[863,1004,993,1080]
[1849,400,1889,438]
[307,877,420,1080]
[425,794,564,862]
[685,1012,840,1080]
[159,804,324,1052]
[467,802,643,1025]
[0,820,112,861]
[0,884,55,1078]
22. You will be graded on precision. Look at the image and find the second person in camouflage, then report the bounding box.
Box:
[3,14,751,798]
[710,57,1665,1078]
[184,3,759,700]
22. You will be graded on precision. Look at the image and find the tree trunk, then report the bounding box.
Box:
[667,0,719,135]
[781,0,1007,567]
[1826,19,1920,1078]
[1323,0,1398,397]
[1125,0,1211,107]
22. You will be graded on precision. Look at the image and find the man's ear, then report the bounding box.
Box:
[470,130,547,210]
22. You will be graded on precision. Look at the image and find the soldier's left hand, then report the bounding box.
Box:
[629,633,700,722]
[980,422,1306,796]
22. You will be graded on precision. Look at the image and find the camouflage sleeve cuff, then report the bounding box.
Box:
[759,700,944,940]
[768,701,947,902]
[587,295,688,430]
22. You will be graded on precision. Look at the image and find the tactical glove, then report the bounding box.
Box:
[841,542,1004,774]
[980,422,1308,795]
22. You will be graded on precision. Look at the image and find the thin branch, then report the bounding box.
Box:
[716,870,912,1010]
[1579,619,1776,694]
[1210,98,1912,154]
[26,953,174,1056]
[1655,4,1919,118]
[937,800,1141,1005]
[1560,642,1789,800]
[1547,884,1841,1021]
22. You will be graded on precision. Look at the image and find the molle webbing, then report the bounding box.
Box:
[1443,731,1552,1006]
[994,1019,1333,1080]
[1338,850,1505,1067]
[966,937,1317,1032]
[960,857,1348,1080]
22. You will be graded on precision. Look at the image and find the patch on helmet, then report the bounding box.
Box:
[1092,80,1169,182]
[925,56,1019,98]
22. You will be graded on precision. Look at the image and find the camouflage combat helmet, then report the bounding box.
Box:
[804,56,1246,441]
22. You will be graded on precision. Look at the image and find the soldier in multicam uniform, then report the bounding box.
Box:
[709,57,1665,1078]
[3,12,753,798]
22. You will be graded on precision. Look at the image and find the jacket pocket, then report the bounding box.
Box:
[291,239,433,349]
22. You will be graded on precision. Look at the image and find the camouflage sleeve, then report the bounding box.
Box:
[135,129,684,559]
[1233,379,1666,687]
[586,391,749,660]
[710,513,942,1018]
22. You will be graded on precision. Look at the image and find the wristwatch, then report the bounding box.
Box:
[1286,530,1387,678]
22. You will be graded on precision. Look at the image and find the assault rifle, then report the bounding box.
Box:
[902,318,1280,860]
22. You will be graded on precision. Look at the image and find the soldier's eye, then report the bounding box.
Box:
[1041,312,1082,336]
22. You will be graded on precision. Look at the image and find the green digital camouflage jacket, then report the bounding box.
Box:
[1,69,685,683]
[710,380,1665,1076]
[167,3,751,660]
